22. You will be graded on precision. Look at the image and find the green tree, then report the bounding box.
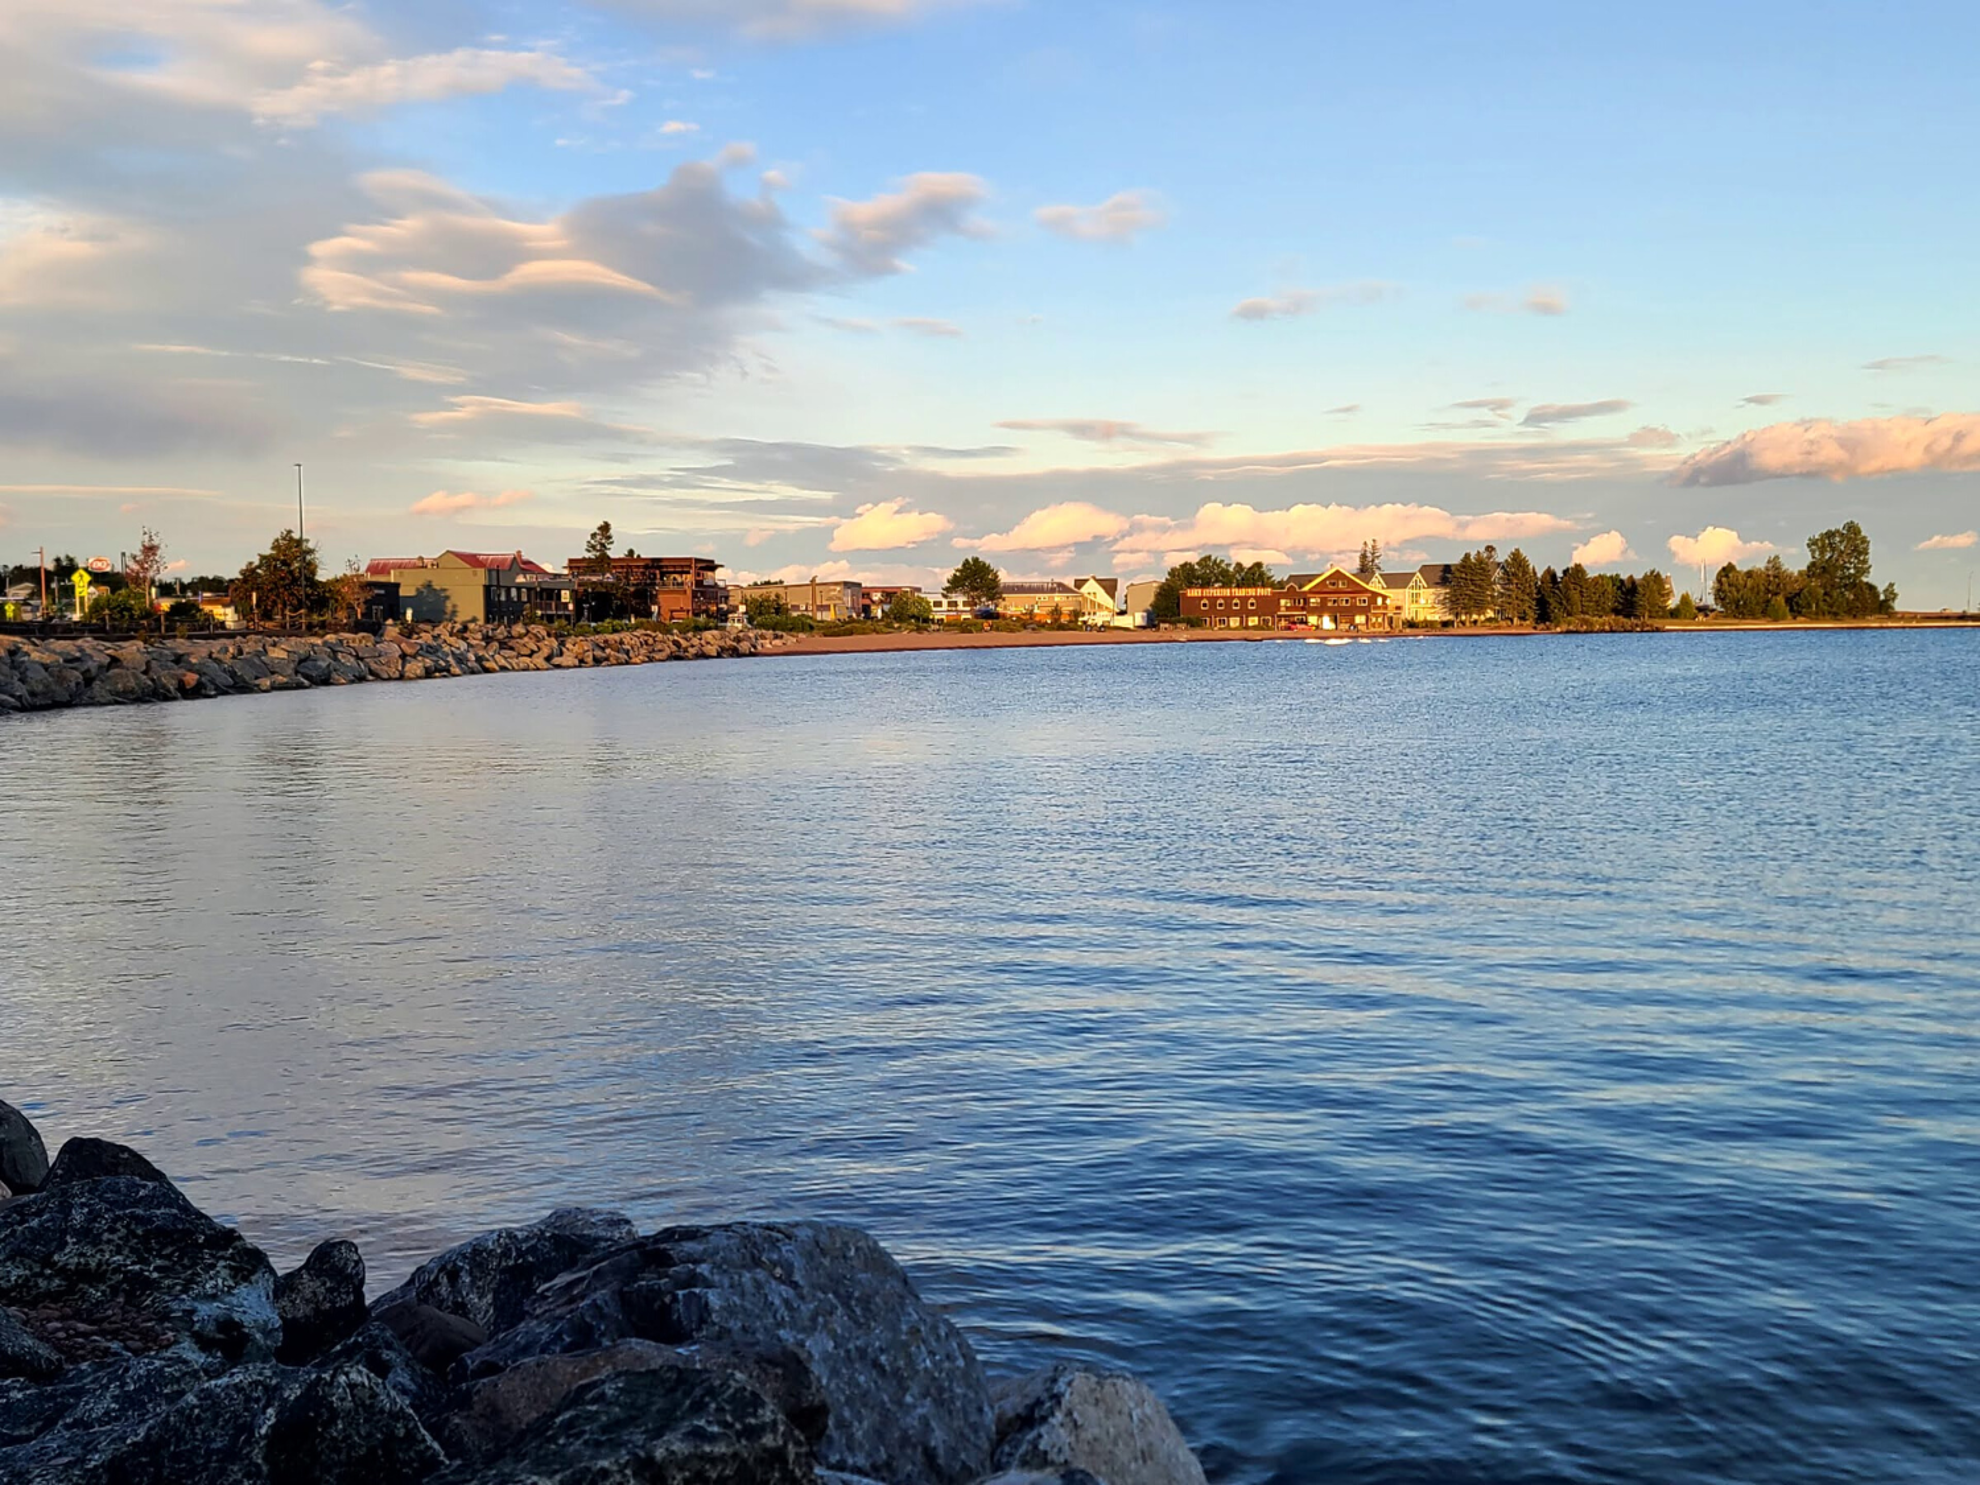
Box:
[745,592,789,620]
[1674,592,1699,622]
[1535,566,1561,626]
[886,590,934,624]
[1149,555,1278,621]
[1496,548,1539,624]
[1765,595,1791,622]
[124,527,166,602]
[1800,521,1880,618]
[1448,548,1497,622]
[1636,569,1673,619]
[945,556,1004,608]
[585,521,615,566]
[87,586,153,627]
[230,529,321,626]
[1356,539,1382,578]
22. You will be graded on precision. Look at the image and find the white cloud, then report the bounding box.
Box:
[1627,425,1680,449]
[1863,355,1949,373]
[1034,190,1166,243]
[659,120,701,135]
[994,418,1215,449]
[828,498,953,550]
[1675,413,1980,486]
[968,502,1134,552]
[1522,399,1632,426]
[1668,526,1774,569]
[1571,529,1634,567]
[816,172,991,275]
[1232,282,1398,320]
[606,0,974,42]
[251,49,602,128]
[1918,531,1978,550]
[408,488,534,515]
[1109,501,1574,560]
[1452,397,1519,419]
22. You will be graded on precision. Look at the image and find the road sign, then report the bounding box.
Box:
[86,556,113,574]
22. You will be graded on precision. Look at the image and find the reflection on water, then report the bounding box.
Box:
[4,631,1979,1483]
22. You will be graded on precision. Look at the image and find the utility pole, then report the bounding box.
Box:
[38,547,46,615]
[295,463,305,540]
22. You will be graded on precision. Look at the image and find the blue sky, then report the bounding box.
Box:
[2,0,1976,601]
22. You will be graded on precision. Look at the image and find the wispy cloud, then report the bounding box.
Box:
[252,48,604,128]
[994,418,1216,448]
[1034,190,1166,243]
[1628,425,1679,449]
[1863,354,1949,373]
[1740,392,1788,407]
[893,316,964,338]
[1231,282,1399,321]
[1521,399,1632,427]
[1917,530,1978,550]
[1108,501,1574,559]
[1675,412,1980,486]
[408,488,534,516]
[1452,396,1519,419]
[816,172,992,275]
[1465,285,1569,315]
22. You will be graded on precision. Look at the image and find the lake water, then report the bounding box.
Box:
[4,630,1978,1483]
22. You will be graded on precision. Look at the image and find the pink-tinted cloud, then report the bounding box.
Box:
[828,498,954,550]
[967,502,1134,553]
[409,488,534,515]
[1571,529,1634,568]
[1109,501,1573,560]
[1668,526,1773,569]
[1627,425,1679,449]
[1676,413,1980,486]
[1231,282,1398,320]
[1035,190,1166,243]
[1918,530,1977,551]
[816,172,992,275]
[994,418,1215,448]
[1522,398,1631,427]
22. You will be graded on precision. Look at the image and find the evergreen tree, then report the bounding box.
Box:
[1674,592,1698,621]
[1356,539,1382,578]
[1449,549,1497,622]
[1765,595,1791,622]
[1497,548,1539,624]
[1535,566,1560,626]
[1636,569,1674,619]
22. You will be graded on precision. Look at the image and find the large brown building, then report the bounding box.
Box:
[565,555,728,622]
[730,578,864,622]
[1180,566,1400,631]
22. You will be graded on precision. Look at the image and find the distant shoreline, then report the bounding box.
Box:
[777,617,1980,658]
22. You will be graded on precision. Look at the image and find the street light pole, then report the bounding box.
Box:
[295,463,305,540]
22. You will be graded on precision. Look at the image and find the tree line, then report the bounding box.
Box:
[1709,522,1896,620]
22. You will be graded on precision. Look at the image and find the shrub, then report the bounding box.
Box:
[1764,596,1791,622]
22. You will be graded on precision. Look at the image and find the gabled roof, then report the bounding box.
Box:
[1417,563,1455,586]
[365,556,433,576]
[1290,564,1383,593]
[1074,575,1120,600]
[1001,580,1081,597]
[448,551,531,571]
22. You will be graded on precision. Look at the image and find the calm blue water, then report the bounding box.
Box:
[4,631,1978,1483]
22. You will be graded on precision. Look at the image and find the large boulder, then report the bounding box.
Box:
[374,1208,637,1336]
[440,1337,827,1467]
[277,1239,370,1364]
[432,1365,811,1485]
[991,1366,1205,1485]
[42,1136,174,1190]
[0,1174,280,1367]
[0,1350,211,1453]
[0,1102,48,1195]
[376,1299,490,1374]
[0,1358,446,1485]
[461,1222,994,1485]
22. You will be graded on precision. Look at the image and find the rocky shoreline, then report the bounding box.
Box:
[0,623,796,714]
[0,1099,1205,1485]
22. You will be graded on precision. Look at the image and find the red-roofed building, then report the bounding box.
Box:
[365,550,573,623]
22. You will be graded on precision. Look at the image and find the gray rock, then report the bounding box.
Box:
[0,1173,280,1366]
[432,1365,811,1485]
[0,1101,48,1195]
[991,1366,1204,1485]
[317,1321,452,1428]
[42,1136,174,1190]
[442,1337,827,1466]
[0,1306,63,1381]
[374,1208,637,1337]
[462,1222,993,1485]
[0,1359,447,1485]
[277,1238,370,1364]
[376,1299,490,1374]
[0,1349,211,1452]
[973,1472,1109,1485]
